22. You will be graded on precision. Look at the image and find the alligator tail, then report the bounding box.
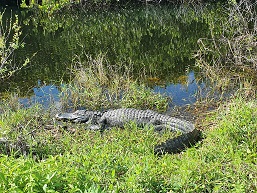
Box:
[154,129,202,155]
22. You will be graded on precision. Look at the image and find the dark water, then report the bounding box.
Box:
[0,5,210,108]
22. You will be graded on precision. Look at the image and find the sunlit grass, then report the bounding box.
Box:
[0,97,256,192]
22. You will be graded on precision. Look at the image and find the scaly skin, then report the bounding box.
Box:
[55,108,201,154]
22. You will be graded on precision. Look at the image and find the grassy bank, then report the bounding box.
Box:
[0,97,256,192]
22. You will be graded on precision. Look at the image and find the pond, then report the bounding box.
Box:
[0,5,211,109]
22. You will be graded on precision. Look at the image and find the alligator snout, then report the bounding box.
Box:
[55,112,89,123]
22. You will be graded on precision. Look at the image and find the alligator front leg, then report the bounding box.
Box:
[99,118,110,133]
[88,125,101,130]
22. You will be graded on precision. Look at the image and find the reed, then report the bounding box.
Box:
[60,54,169,111]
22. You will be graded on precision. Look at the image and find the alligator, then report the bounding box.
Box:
[55,108,201,154]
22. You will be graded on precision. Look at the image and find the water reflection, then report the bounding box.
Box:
[154,72,203,106]
[0,5,210,107]
[0,6,208,93]
[18,81,61,109]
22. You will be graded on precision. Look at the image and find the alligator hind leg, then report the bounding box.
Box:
[145,119,163,131]
[145,120,170,134]
[153,125,168,134]
[149,119,162,125]
[153,124,182,134]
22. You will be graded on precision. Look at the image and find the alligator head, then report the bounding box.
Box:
[55,110,102,124]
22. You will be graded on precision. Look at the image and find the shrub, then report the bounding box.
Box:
[0,10,29,81]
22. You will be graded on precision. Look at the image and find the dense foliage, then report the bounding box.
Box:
[1,0,237,8]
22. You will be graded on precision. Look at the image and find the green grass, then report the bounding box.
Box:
[0,98,256,192]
